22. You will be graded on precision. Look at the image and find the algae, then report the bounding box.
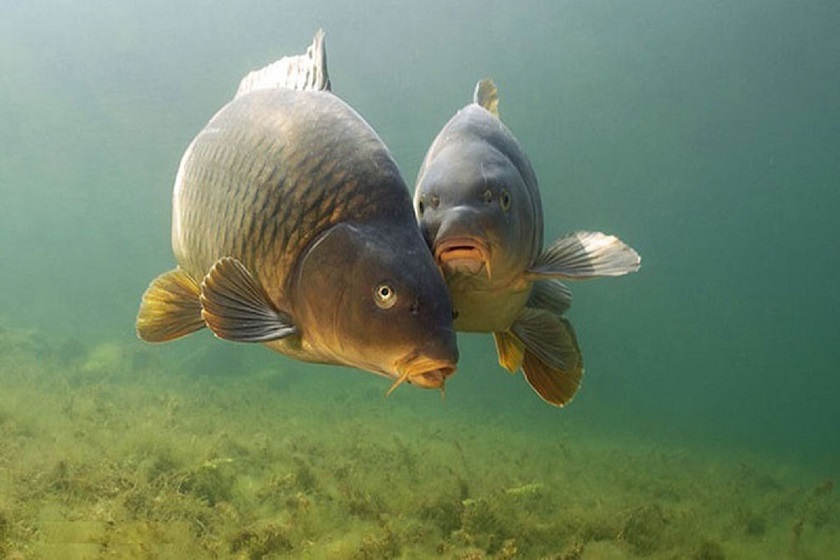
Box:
[0,323,838,558]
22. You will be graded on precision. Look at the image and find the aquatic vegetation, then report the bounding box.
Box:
[229,520,294,559]
[0,323,838,558]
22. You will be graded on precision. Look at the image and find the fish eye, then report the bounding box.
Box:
[500,190,511,211]
[482,189,493,204]
[374,283,398,309]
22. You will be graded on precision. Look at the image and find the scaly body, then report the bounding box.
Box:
[415,79,639,405]
[138,31,458,392]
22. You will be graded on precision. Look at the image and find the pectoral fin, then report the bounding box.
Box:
[200,257,297,343]
[493,331,525,373]
[529,231,641,280]
[527,279,572,315]
[136,268,205,342]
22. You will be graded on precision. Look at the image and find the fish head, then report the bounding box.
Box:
[293,222,458,390]
[415,134,539,284]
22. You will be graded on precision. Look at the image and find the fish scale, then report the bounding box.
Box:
[138,30,458,391]
[414,78,639,406]
[175,91,380,288]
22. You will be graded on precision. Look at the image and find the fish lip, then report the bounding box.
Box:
[407,363,456,389]
[433,236,490,275]
[389,354,457,395]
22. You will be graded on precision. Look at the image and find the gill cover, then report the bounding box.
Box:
[294,222,458,375]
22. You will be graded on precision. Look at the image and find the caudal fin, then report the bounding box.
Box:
[236,29,330,98]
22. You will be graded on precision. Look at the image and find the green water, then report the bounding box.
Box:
[1,1,838,557]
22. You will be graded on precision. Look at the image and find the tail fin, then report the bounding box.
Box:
[236,29,330,98]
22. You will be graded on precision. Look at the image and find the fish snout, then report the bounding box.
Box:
[434,206,484,241]
[388,331,459,396]
[434,237,490,277]
[409,362,456,389]
[408,362,456,389]
[432,207,491,276]
[388,353,457,396]
[419,325,459,382]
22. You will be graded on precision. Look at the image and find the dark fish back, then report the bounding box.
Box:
[173,88,412,304]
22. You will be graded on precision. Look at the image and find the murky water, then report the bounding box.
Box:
[1,1,838,557]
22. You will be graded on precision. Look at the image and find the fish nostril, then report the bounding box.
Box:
[452,309,460,320]
[410,298,420,316]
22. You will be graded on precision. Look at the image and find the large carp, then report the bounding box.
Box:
[414,79,639,405]
[137,31,458,393]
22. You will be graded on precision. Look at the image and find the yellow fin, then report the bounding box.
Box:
[521,348,583,407]
[136,268,204,342]
[473,78,500,118]
[511,309,581,371]
[493,331,524,373]
[511,309,584,406]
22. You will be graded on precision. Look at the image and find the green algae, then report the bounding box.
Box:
[0,324,838,559]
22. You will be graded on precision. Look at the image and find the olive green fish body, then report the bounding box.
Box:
[138,31,457,391]
[172,88,410,317]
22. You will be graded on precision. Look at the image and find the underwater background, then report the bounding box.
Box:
[1,1,838,558]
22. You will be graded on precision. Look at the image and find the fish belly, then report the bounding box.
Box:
[450,283,531,333]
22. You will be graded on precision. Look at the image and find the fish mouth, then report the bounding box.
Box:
[434,237,490,276]
[386,355,457,397]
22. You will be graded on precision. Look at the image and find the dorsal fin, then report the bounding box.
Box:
[236,29,330,98]
[473,78,500,118]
